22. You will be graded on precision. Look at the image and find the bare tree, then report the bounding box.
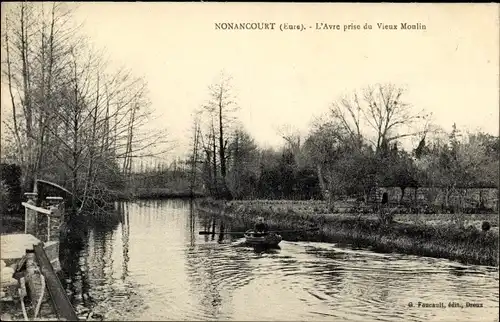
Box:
[2,3,37,187]
[3,15,24,164]
[1,2,80,188]
[227,125,259,199]
[329,83,430,153]
[277,124,305,168]
[188,111,202,196]
[200,71,239,198]
[2,2,170,215]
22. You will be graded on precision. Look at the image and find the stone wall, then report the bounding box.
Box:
[35,211,48,242]
[47,205,63,242]
[371,187,499,211]
[25,201,37,236]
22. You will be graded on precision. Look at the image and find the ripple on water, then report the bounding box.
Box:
[245,241,500,322]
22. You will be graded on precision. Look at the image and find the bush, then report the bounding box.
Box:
[0,181,9,215]
[0,163,22,216]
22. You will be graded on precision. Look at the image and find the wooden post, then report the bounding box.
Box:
[48,217,51,242]
[46,197,64,243]
[24,193,38,235]
[33,243,79,321]
[25,205,29,234]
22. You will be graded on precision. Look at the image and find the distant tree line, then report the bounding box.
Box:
[184,76,499,208]
[92,74,498,212]
[128,159,193,195]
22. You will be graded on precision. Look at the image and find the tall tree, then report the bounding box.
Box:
[227,126,259,199]
[2,2,78,189]
[201,71,239,198]
[188,111,202,195]
[303,120,351,202]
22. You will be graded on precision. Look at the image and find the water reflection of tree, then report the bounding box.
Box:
[183,208,257,320]
[60,202,143,320]
[60,223,102,315]
[80,247,93,310]
[67,212,114,309]
[197,209,244,244]
[92,225,112,282]
[184,248,225,319]
[60,232,88,307]
[121,202,130,280]
[187,200,196,247]
[90,203,144,320]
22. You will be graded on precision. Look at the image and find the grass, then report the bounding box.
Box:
[197,198,499,267]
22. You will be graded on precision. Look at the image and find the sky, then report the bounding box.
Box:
[2,3,499,161]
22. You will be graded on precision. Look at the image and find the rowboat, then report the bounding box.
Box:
[244,230,282,247]
[199,227,318,248]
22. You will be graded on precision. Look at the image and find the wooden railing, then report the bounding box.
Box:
[33,243,79,321]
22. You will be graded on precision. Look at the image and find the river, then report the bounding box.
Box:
[59,199,498,321]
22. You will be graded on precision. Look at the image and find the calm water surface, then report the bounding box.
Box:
[60,200,499,321]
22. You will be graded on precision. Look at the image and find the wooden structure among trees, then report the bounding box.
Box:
[1,185,78,320]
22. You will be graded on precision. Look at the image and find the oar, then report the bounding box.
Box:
[272,227,320,233]
[198,227,320,235]
[199,231,247,235]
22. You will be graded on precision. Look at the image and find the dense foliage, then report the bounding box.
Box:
[0,163,22,216]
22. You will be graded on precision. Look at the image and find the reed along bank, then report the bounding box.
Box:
[197,199,499,267]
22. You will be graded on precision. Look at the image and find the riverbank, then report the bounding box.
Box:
[114,188,205,200]
[197,199,499,266]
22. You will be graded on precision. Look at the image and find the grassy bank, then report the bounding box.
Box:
[197,199,499,266]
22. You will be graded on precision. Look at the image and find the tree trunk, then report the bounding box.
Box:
[71,113,79,216]
[218,97,226,178]
[211,132,217,194]
[20,4,35,189]
[316,164,327,199]
[400,187,406,204]
[71,57,80,216]
[81,74,100,211]
[204,149,212,194]
[4,19,24,166]
[190,120,200,196]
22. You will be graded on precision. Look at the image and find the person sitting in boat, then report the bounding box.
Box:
[254,217,269,236]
